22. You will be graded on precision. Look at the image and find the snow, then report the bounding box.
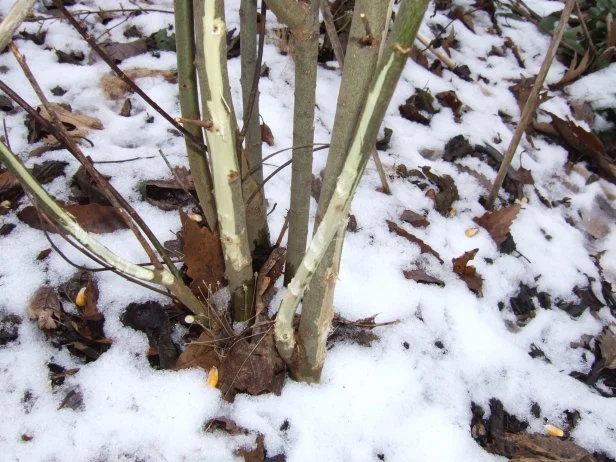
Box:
[1,0,616,461]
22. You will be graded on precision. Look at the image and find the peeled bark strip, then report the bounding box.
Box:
[199,1,255,321]
[275,0,429,376]
[174,0,218,230]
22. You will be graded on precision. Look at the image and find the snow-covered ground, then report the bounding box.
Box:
[1,0,615,460]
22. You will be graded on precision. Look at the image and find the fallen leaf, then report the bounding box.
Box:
[55,49,84,64]
[219,329,286,401]
[147,28,176,51]
[175,331,221,371]
[509,77,551,114]
[570,100,594,126]
[0,313,21,345]
[143,172,195,211]
[18,204,128,234]
[400,210,430,228]
[181,211,225,297]
[443,135,473,161]
[119,98,132,117]
[237,434,265,462]
[549,113,616,184]
[386,220,443,263]
[100,68,177,99]
[422,166,459,216]
[399,101,431,125]
[450,6,475,33]
[491,432,594,461]
[409,45,429,68]
[599,325,616,370]
[452,249,483,295]
[32,103,103,144]
[403,269,445,286]
[261,123,274,146]
[27,286,61,330]
[70,164,112,206]
[553,51,591,87]
[100,38,149,62]
[473,204,521,245]
[436,90,464,123]
[376,127,393,151]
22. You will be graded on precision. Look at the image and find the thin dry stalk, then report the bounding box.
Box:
[320,0,345,69]
[485,0,577,210]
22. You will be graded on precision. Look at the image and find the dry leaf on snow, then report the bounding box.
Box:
[386,220,443,263]
[599,324,616,370]
[37,103,103,144]
[452,249,483,295]
[18,204,128,234]
[261,123,274,146]
[27,286,61,330]
[180,211,225,297]
[100,68,177,99]
[403,269,445,286]
[473,203,521,245]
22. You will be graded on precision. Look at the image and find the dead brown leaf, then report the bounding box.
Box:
[422,166,459,216]
[473,204,521,246]
[255,247,286,314]
[436,90,464,123]
[549,113,616,184]
[0,170,18,191]
[492,432,595,461]
[261,123,274,146]
[100,68,177,99]
[599,325,616,370]
[450,6,475,33]
[410,45,429,68]
[180,211,225,297]
[27,286,61,330]
[37,103,103,144]
[18,204,128,234]
[219,329,285,401]
[403,269,445,286]
[509,77,551,114]
[570,100,594,126]
[175,331,221,371]
[386,220,443,263]
[400,210,430,228]
[144,168,195,211]
[553,51,591,87]
[452,249,483,295]
[100,38,149,63]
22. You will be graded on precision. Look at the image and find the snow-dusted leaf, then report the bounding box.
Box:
[100,38,148,63]
[403,269,445,286]
[554,51,591,87]
[400,210,429,228]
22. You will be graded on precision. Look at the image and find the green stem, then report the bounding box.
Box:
[275,0,429,368]
[174,0,218,230]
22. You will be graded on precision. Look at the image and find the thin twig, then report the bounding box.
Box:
[2,118,10,151]
[247,159,292,205]
[574,0,596,55]
[157,149,198,204]
[93,155,156,164]
[320,0,345,69]
[239,1,267,140]
[415,32,457,69]
[27,8,174,22]
[243,143,329,180]
[52,0,205,150]
[275,213,289,247]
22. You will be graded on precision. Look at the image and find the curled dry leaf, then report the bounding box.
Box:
[422,166,459,216]
[436,90,464,123]
[100,68,178,99]
[400,210,430,228]
[553,51,591,87]
[37,103,103,144]
[452,249,483,295]
[28,286,61,330]
[386,220,443,263]
[450,6,475,33]
[260,123,274,146]
[473,203,521,246]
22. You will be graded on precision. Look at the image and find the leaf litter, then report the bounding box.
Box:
[1,1,616,461]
